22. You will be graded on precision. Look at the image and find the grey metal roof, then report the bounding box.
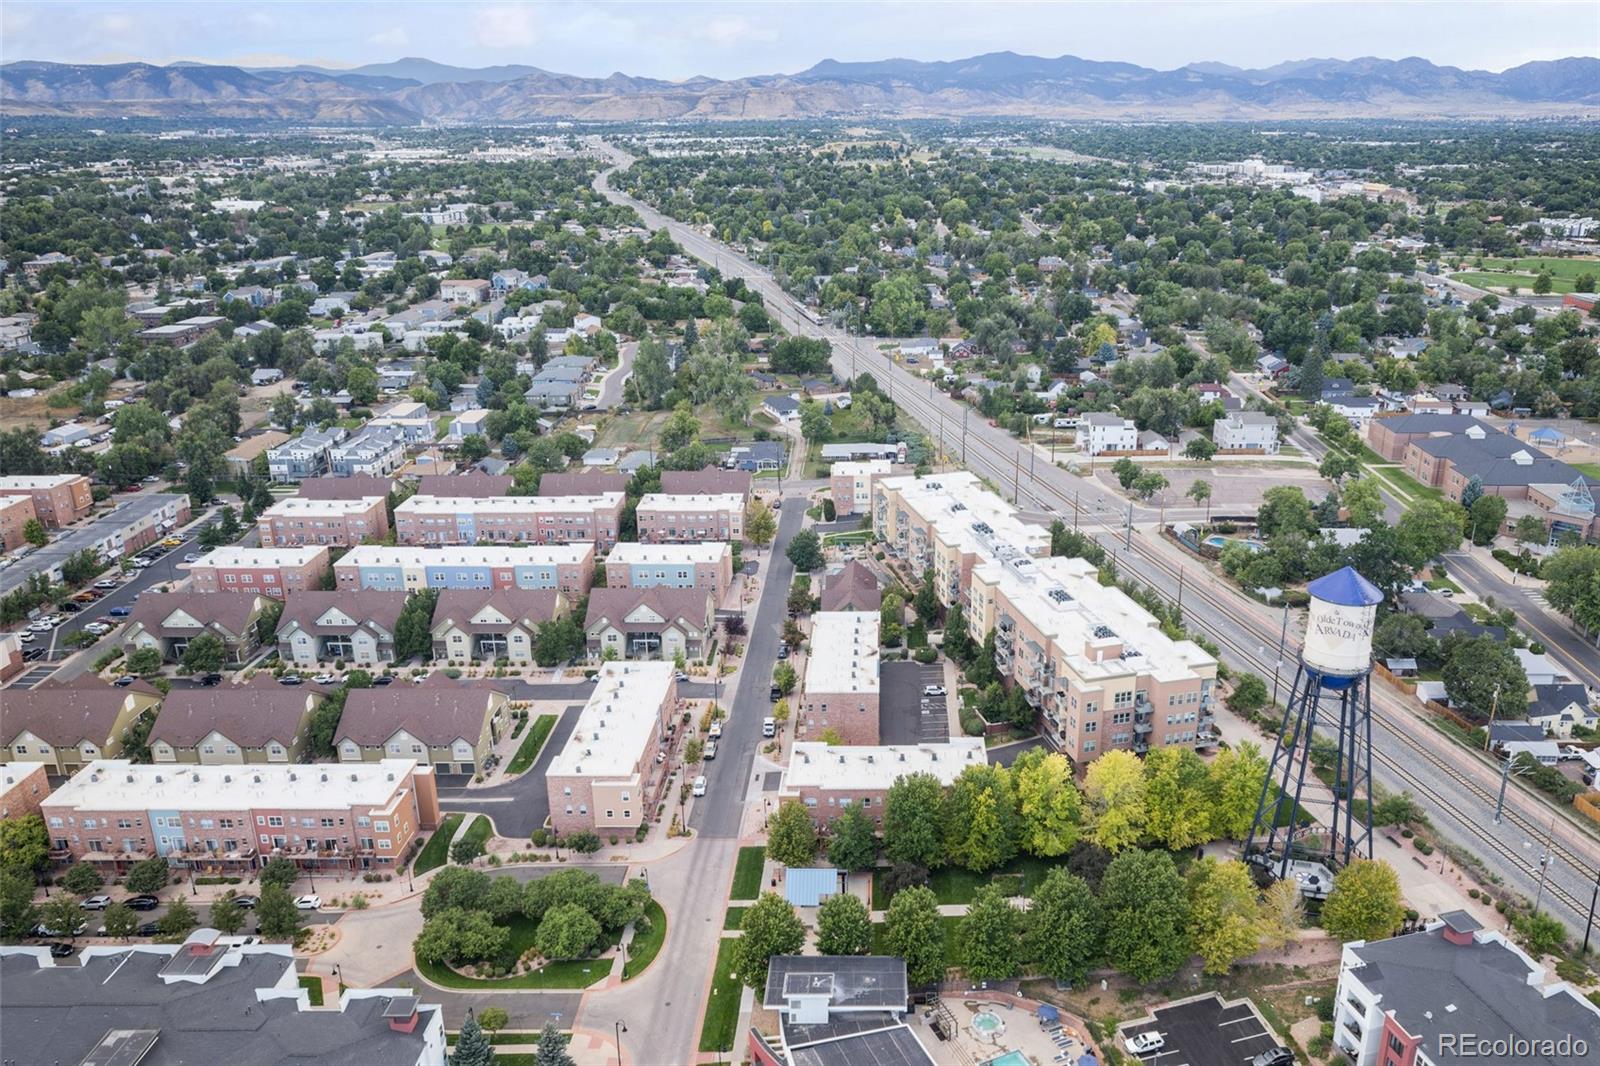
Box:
[788,1023,935,1066]
[763,956,909,1011]
[0,492,189,597]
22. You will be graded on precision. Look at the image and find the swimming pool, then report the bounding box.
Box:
[984,1051,1030,1066]
[1203,534,1266,552]
[973,1010,1005,1036]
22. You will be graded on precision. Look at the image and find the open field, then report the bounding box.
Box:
[1451,256,1598,294]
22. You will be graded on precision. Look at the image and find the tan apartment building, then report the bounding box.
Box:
[545,662,678,836]
[431,588,568,664]
[0,474,94,527]
[800,611,881,745]
[778,740,987,826]
[40,758,439,875]
[0,762,51,821]
[604,541,734,603]
[187,545,330,598]
[394,493,624,548]
[335,679,509,776]
[148,679,319,764]
[0,676,163,774]
[829,459,892,517]
[634,492,745,544]
[256,495,389,547]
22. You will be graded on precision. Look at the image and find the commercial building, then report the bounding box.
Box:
[829,459,893,516]
[394,493,624,547]
[0,493,191,597]
[335,543,594,595]
[1333,910,1600,1066]
[800,611,881,745]
[778,739,987,825]
[149,679,319,765]
[336,680,508,776]
[40,757,439,874]
[188,545,330,598]
[431,588,570,664]
[0,676,163,775]
[256,495,389,547]
[754,956,933,1066]
[1081,412,1139,455]
[635,492,745,543]
[546,662,678,835]
[0,762,50,821]
[1211,411,1280,454]
[0,473,93,527]
[604,541,734,603]
[0,947,446,1066]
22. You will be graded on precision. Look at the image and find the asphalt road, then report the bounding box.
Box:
[1443,548,1600,689]
[597,340,637,409]
[437,705,584,836]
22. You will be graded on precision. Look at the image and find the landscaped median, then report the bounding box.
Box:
[505,714,558,775]
[698,937,743,1054]
[411,812,464,876]
[621,899,667,980]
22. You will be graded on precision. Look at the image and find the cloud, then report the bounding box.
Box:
[370,26,410,48]
[95,12,135,35]
[697,15,777,48]
[473,4,538,49]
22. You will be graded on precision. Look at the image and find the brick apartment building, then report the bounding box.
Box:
[0,762,50,821]
[187,545,330,598]
[41,758,440,876]
[634,493,745,544]
[256,496,389,547]
[778,739,987,826]
[545,662,678,836]
[393,493,624,548]
[604,541,734,603]
[0,496,37,552]
[0,474,94,527]
[829,459,893,517]
[335,543,595,595]
[800,611,881,745]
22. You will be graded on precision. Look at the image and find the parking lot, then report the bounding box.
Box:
[1119,994,1287,1066]
[879,660,949,745]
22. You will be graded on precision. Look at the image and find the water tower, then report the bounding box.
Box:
[1245,566,1384,879]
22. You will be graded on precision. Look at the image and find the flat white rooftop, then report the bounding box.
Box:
[262,496,384,517]
[878,471,1050,561]
[784,739,987,790]
[605,542,731,566]
[44,759,421,812]
[803,611,880,695]
[547,662,674,779]
[636,493,745,511]
[398,493,622,514]
[191,546,327,569]
[338,543,594,568]
[0,475,82,489]
[832,459,893,478]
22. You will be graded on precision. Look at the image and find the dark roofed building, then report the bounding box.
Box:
[1527,683,1597,737]
[293,473,397,500]
[431,587,568,664]
[336,678,508,775]
[821,562,882,612]
[585,585,716,661]
[0,946,445,1066]
[661,466,753,499]
[276,590,407,669]
[757,956,932,1066]
[0,675,163,774]
[148,676,319,764]
[539,471,629,496]
[415,473,514,497]
[122,591,272,663]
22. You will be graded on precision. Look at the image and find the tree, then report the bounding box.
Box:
[423,867,493,918]
[826,805,877,871]
[1257,486,1314,539]
[659,404,699,452]
[1441,635,1528,720]
[1318,451,1359,485]
[534,1023,575,1066]
[1467,494,1508,545]
[746,499,776,548]
[181,632,226,674]
[1226,673,1269,715]
[1132,471,1168,501]
[158,896,199,937]
[1082,750,1147,852]
[914,570,940,627]
[883,773,946,868]
[393,589,439,663]
[102,901,139,940]
[0,867,40,941]
[1184,437,1217,462]
[1186,479,1213,520]
[1143,748,1215,851]
[453,835,487,865]
[41,894,85,940]
[21,518,47,548]
[1372,614,1435,662]
[127,646,163,676]
[451,1014,496,1066]
[1186,859,1262,975]
[210,891,247,936]
[766,800,818,868]
[1111,457,1140,489]
[535,903,602,960]
[1012,749,1082,857]
[1542,546,1600,633]
[414,906,507,966]
[1258,879,1305,953]
[61,862,105,896]
[1208,742,1269,840]
[1343,478,1384,529]
[799,401,833,444]
[1321,859,1405,942]
[1395,499,1465,568]
[731,892,806,990]
[0,815,50,875]
[632,335,673,410]
[1101,849,1191,983]
[258,855,298,891]
[1026,868,1102,986]
[785,529,823,572]
[961,885,1022,982]
[1514,513,1549,548]
[123,856,170,894]
[815,892,873,956]
[883,884,945,984]
[943,764,1018,873]
[477,1007,509,1036]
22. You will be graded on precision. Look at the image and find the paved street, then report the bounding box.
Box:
[437,705,582,836]
[595,340,636,409]
[1443,548,1600,688]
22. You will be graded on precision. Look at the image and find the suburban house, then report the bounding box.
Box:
[763,395,801,422]
[584,586,716,661]
[430,588,569,664]
[336,678,509,776]
[440,278,491,304]
[0,676,163,774]
[148,678,318,764]
[1526,683,1597,737]
[121,592,271,664]
[1212,411,1280,454]
[1081,412,1139,456]
[448,409,490,440]
[726,441,785,471]
[275,591,408,668]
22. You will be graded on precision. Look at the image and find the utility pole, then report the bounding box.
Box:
[1013,449,1021,505]
[1483,684,1503,752]
[1177,567,1186,614]
[1493,751,1532,824]
[1269,604,1290,707]
[1533,818,1558,916]
[1583,862,1600,955]
[1123,503,1132,551]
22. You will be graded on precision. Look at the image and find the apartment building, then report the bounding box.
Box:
[257,496,389,547]
[0,474,93,527]
[1333,911,1600,1066]
[335,543,594,595]
[431,588,569,664]
[122,592,271,665]
[295,473,397,500]
[188,545,330,598]
[267,427,346,482]
[539,471,628,496]
[778,739,987,825]
[148,680,319,765]
[328,424,408,478]
[0,494,191,599]
[967,553,1217,761]
[585,586,716,661]
[872,471,1050,613]
[0,762,50,821]
[604,541,734,603]
[800,611,881,745]
[0,496,36,552]
[634,492,745,544]
[659,466,752,501]
[1211,411,1280,454]
[275,591,406,668]
[40,758,439,874]
[829,459,893,517]
[0,676,164,774]
[336,681,508,776]
[1081,412,1139,456]
[394,493,624,547]
[545,662,678,835]
[137,315,226,347]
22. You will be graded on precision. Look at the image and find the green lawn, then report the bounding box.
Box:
[298,975,323,1006]
[1450,258,1595,293]
[723,906,748,930]
[1425,577,1465,594]
[412,812,463,875]
[1572,462,1600,480]
[506,714,558,774]
[456,815,493,857]
[871,915,967,970]
[730,846,765,901]
[1468,256,1599,281]
[622,900,667,980]
[698,937,743,1054]
[417,916,622,990]
[871,855,1064,906]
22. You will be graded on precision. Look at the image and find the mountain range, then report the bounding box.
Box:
[3,52,1597,123]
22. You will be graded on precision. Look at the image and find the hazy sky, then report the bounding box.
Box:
[4,1,1596,78]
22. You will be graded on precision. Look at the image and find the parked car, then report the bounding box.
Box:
[142,475,160,484]
[769,685,782,701]
[703,740,718,760]
[33,919,86,937]
[129,558,153,569]
[372,676,394,686]
[125,894,160,911]
[113,675,139,687]
[707,722,723,739]
[17,631,34,644]
[923,685,947,697]
[199,673,223,687]
[79,895,113,911]
[233,895,260,910]
[109,606,132,617]
[48,942,74,958]
[294,894,321,910]
[136,921,161,936]
[675,671,690,682]
[93,579,120,590]
[311,673,338,685]
[777,644,789,660]
[1250,1049,1295,1066]
[762,716,777,737]
[1125,1032,1165,1055]
[182,553,200,563]
[83,623,112,636]
[692,775,708,797]
[279,675,304,686]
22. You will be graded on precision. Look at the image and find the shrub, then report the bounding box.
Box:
[563,831,602,854]
[531,829,549,847]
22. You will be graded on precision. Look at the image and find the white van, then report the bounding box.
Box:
[762,717,777,737]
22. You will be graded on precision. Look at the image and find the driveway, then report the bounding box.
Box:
[596,341,637,410]
[880,660,949,744]
[437,705,582,836]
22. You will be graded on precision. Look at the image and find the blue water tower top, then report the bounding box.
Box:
[1306,566,1384,608]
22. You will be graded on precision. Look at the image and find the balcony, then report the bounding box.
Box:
[1133,721,1152,735]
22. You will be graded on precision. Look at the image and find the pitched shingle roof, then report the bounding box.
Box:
[293,474,396,499]
[432,588,564,633]
[539,471,628,496]
[277,591,407,636]
[150,675,314,749]
[660,466,752,497]
[821,562,882,612]
[336,679,499,747]
[416,473,514,497]
[584,586,714,634]
[128,591,264,639]
[0,675,156,747]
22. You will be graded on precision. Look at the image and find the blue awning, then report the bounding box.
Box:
[1037,1004,1060,1023]
[784,867,840,907]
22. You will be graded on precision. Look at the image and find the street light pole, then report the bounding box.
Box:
[614,1020,628,1066]
[1269,604,1290,707]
